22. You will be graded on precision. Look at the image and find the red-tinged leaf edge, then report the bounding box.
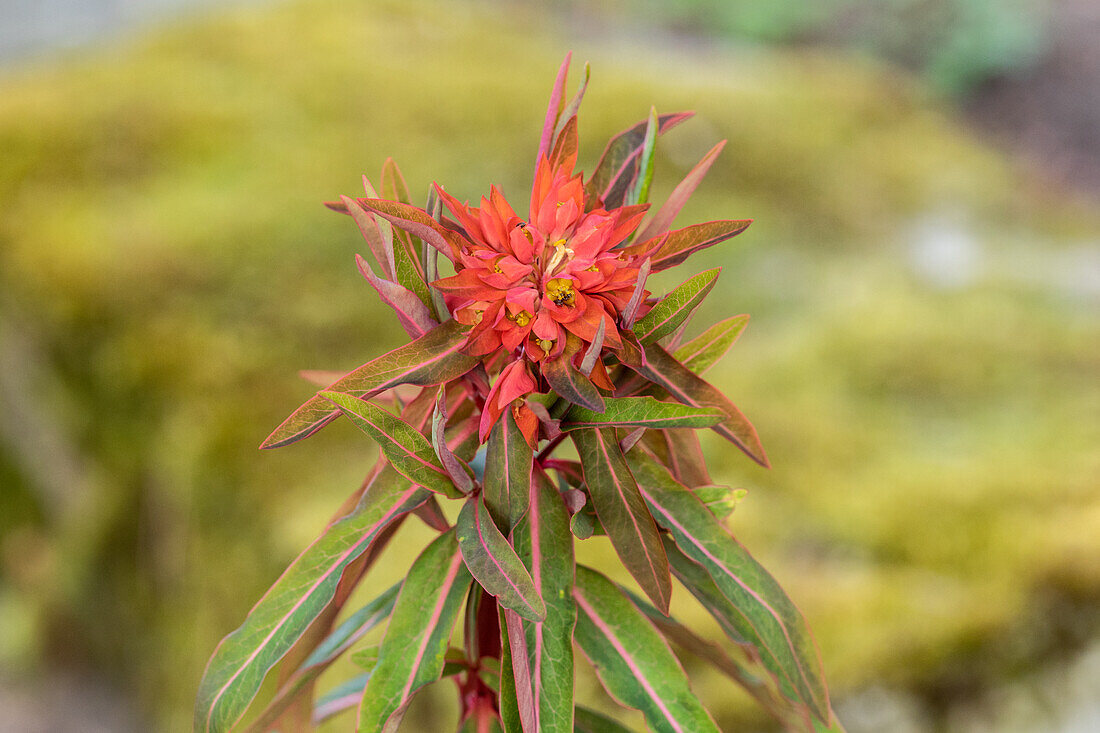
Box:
[194,477,429,733]
[355,253,437,339]
[358,197,466,258]
[628,451,831,724]
[260,319,476,450]
[542,343,605,413]
[627,341,769,468]
[572,428,671,613]
[625,219,752,273]
[537,52,572,165]
[456,495,546,622]
[320,391,463,498]
[586,112,694,210]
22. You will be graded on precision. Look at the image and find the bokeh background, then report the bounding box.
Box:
[1,0,1098,731]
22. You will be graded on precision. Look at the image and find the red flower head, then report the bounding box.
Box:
[432,152,650,439]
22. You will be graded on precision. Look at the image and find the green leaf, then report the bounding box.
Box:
[573,707,635,733]
[321,391,463,499]
[501,472,577,733]
[632,268,721,346]
[483,408,533,534]
[627,450,831,724]
[630,341,768,467]
[242,583,401,732]
[627,107,658,206]
[561,396,722,432]
[572,428,670,613]
[543,337,605,413]
[375,158,434,315]
[358,529,472,732]
[673,314,749,375]
[261,319,477,449]
[625,587,823,733]
[457,495,546,622]
[573,566,719,733]
[194,469,428,733]
[586,112,693,210]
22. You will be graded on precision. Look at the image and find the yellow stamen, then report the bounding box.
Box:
[545,278,576,307]
[538,338,554,355]
[509,310,532,327]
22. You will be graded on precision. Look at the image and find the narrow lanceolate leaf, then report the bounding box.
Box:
[634,140,726,242]
[432,388,475,494]
[261,319,476,449]
[358,530,472,732]
[573,566,720,733]
[673,314,749,375]
[321,391,463,498]
[341,194,395,281]
[631,341,768,467]
[549,114,579,172]
[627,451,831,724]
[586,112,693,210]
[499,608,537,733]
[627,107,659,206]
[359,197,467,258]
[502,472,577,733]
[572,428,670,613]
[626,220,752,273]
[552,61,589,144]
[457,495,546,622]
[244,583,401,733]
[542,340,605,413]
[632,268,721,346]
[194,469,428,733]
[624,588,821,733]
[537,52,571,164]
[483,409,533,533]
[355,254,436,339]
[560,396,722,432]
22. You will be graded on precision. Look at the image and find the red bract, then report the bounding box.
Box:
[432,152,651,437]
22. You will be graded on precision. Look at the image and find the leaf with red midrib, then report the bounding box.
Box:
[321,391,463,499]
[572,428,671,613]
[193,468,429,733]
[627,450,832,725]
[573,566,719,733]
[357,530,472,732]
[457,495,546,622]
[260,319,477,450]
[629,341,769,468]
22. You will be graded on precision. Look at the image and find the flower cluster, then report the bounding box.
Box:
[433,152,650,439]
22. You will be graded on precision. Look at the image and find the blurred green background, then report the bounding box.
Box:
[1,0,1098,730]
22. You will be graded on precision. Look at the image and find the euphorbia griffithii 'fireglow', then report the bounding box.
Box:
[196,53,844,733]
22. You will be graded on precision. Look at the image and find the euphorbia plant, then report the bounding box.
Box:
[196,55,844,733]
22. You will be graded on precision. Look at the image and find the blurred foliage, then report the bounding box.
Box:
[0,0,1098,730]
[556,0,1048,94]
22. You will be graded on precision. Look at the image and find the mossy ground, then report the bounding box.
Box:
[1,0,1097,729]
